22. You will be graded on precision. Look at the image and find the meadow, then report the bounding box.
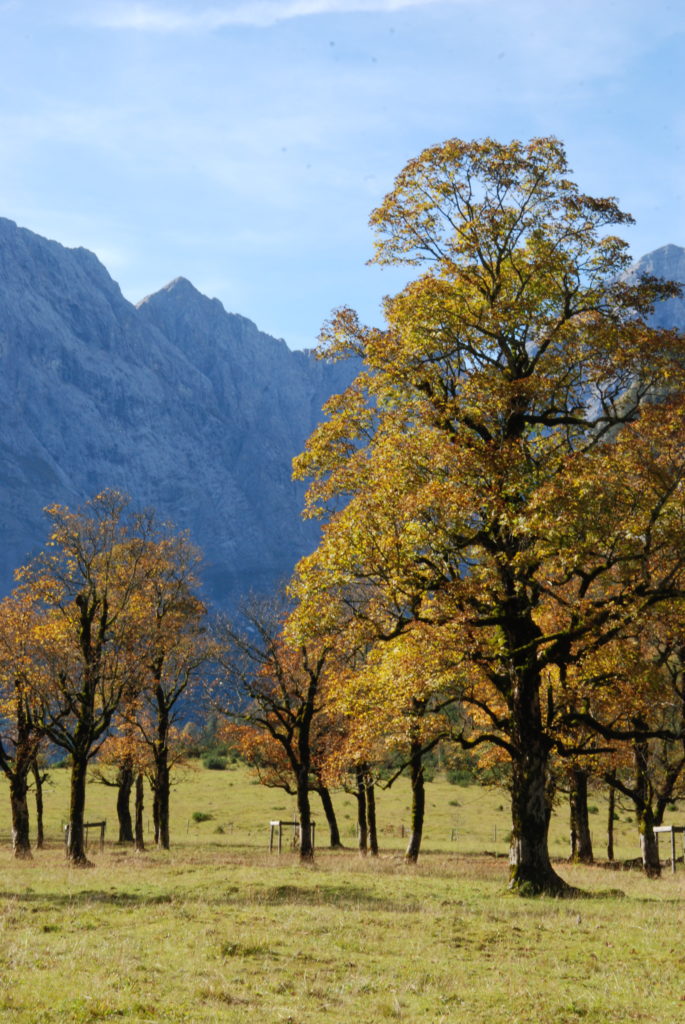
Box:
[0,762,683,1023]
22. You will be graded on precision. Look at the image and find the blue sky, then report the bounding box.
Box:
[0,0,683,349]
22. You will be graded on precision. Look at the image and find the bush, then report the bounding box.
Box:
[203,755,228,770]
[191,811,213,823]
[588,805,599,815]
[445,767,475,787]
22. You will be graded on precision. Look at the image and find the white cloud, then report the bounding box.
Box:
[88,0,462,32]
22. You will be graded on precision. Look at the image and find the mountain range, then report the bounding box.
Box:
[0,217,355,605]
[0,218,683,607]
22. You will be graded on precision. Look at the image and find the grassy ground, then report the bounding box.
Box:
[0,764,683,1023]
[0,759,652,860]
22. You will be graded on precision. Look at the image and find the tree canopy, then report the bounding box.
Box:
[292,136,685,894]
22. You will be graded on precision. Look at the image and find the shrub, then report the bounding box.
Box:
[203,755,228,771]
[191,811,214,823]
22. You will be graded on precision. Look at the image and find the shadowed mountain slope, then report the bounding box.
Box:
[0,218,355,605]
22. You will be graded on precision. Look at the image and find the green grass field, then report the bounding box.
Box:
[0,763,683,1023]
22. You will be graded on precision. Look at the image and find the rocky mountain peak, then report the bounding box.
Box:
[627,243,685,330]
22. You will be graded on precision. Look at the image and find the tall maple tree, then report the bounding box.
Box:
[293,136,685,893]
[124,531,208,850]
[19,491,158,865]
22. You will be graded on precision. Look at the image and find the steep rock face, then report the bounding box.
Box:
[0,219,355,605]
[1,222,682,607]
[626,243,685,328]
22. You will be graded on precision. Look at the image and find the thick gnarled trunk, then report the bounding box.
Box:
[508,675,568,894]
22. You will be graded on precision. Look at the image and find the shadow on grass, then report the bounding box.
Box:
[0,882,425,913]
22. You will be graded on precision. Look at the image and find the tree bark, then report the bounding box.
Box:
[66,754,92,866]
[366,776,378,856]
[154,692,171,850]
[296,765,314,861]
[355,766,368,855]
[155,761,170,850]
[317,785,343,848]
[134,772,145,852]
[568,766,594,864]
[116,764,134,843]
[152,782,160,845]
[633,734,661,877]
[405,740,425,864]
[606,772,615,862]
[32,760,45,850]
[638,805,661,877]
[508,677,569,894]
[9,771,32,859]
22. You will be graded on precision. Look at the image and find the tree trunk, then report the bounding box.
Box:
[638,805,661,878]
[633,733,661,877]
[568,766,593,864]
[355,766,368,855]
[155,759,170,850]
[152,781,160,845]
[606,772,615,862]
[508,681,569,894]
[296,765,314,861]
[9,771,32,859]
[366,776,378,856]
[134,772,145,852]
[317,785,343,848]
[32,760,45,851]
[116,764,134,843]
[66,755,92,866]
[405,740,425,864]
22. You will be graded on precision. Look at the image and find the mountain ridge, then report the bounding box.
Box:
[0,217,356,606]
[0,219,683,607]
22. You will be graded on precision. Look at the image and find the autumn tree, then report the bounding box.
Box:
[587,615,685,876]
[293,136,685,894]
[0,592,45,858]
[226,717,344,848]
[95,728,152,845]
[319,627,462,863]
[125,532,207,850]
[216,597,331,862]
[20,492,157,865]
